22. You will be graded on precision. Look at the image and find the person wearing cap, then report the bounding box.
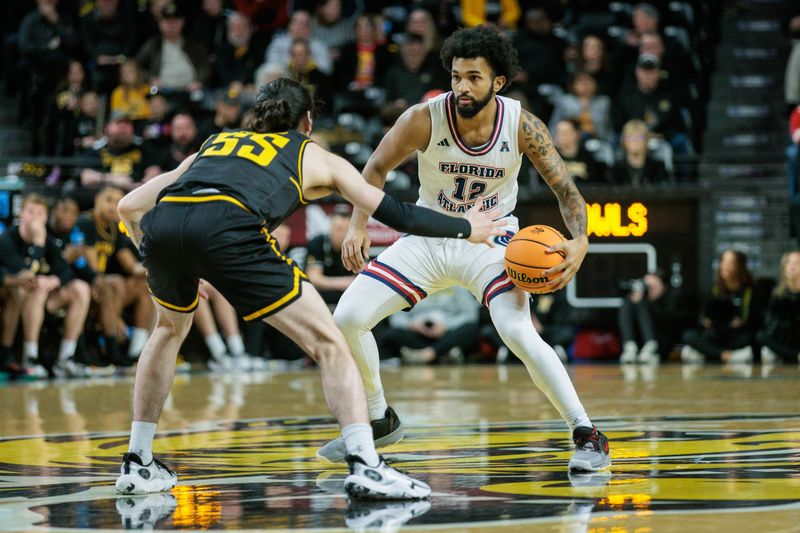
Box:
[80,111,145,191]
[135,4,210,93]
[614,53,688,153]
[305,205,357,306]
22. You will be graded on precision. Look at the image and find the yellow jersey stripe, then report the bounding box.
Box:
[289,177,308,205]
[160,194,253,214]
[150,291,200,313]
[243,267,304,321]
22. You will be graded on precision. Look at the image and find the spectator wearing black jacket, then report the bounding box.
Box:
[384,33,448,108]
[681,250,765,364]
[81,0,137,93]
[756,250,800,364]
[334,15,391,92]
[612,119,668,186]
[214,13,265,90]
[0,194,91,378]
[554,119,607,184]
[305,205,356,306]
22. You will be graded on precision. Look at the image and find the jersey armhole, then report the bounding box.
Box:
[420,104,435,155]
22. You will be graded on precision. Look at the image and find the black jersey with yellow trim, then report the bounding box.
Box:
[159,129,311,230]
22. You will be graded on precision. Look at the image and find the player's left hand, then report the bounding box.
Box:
[542,235,588,291]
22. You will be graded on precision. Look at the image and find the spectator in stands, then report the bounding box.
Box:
[264,10,332,76]
[549,70,613,142]
[192,0,228,56]
[18,0,79,154]
[460,0,521,29]
[80,112,144,191]
[574,33,618,97]
[756,250,800,364]
[681,250,763,365]
[405,8,441,54]
[311,0,356,60]
[784,5,800,107]
[51,60,87,156]
[194,282,252,370]
[48,196,91,279]
[110,60,151,123]
[305,205,356,306]
[140,92,171,145]
[234,0,289,35]
[288,38,332,116]
[615,53,688,153]
[553,119,607,184]
[0,194,91,378]
[200,89,243,138]
[790,106,800,244]
[77,185,152,367]
[381,286,480,364]
[618,270,675,364]
[334,15,390,91]
[70,91,101,155]
[621,3,661,60]
[135,4,210,93]
[81,0,136,94]
[612,119,668,186]
[384,33,447,109]
[512,6,568,116]
[144,112,198,179]
[215,13,264,91]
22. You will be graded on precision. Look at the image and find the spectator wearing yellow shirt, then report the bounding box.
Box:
[460,0,521,29]
[110,60,150,122]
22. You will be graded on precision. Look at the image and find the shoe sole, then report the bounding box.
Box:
[344,474,430,500]
[316,424,405,465]
[568,455,612,472]
[115,474,177,495]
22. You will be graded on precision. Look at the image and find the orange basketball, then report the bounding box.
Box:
[504,225,567,294]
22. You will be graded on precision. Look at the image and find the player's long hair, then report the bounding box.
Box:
[440,26,520,92]
[247,78,315,133]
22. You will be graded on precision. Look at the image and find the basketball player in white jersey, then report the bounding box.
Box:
[317,27,611,472]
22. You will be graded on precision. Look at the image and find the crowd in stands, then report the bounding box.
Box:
[0,0,796,379]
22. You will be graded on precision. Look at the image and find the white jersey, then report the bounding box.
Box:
[416,91,522,216]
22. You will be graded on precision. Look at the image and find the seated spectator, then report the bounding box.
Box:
[233,0,289,35]
[136,4,210,94]
[0,194,91,378]
[405,8,441,54]
[80,112,145,192]
[310,0,356,60]
[460,0,521,29]
[110,60,151,123]
[334,15,391,92]
[264,11,332,76]
[612,119,668,186]
[620,2,688,70]
[381,286,480,364]
[194,282,252,370]
[574,33,618,97]
[384,33,448,109]
[191,0,229,56]
[756,250,800,364]
[143,112,199,179]
[618,270,675,364]
[305,205,356,306]
[18,0,79,154]
[215,13,265,91]
[615,54,688,153]
[51,60,88,156]
[635,31,694,105]
[48,196,93,283]
[288,38,332,116]
[77,186,153,367]
[681,250,764,364]
[81,0,136,93]
[140,93,171,145]
[554,119,607,184]
[200,89,244,138]
[70,91,101,156]
[549,71,613,142]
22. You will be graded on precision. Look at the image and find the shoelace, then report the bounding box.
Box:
[575,431,600,452]
[152,457,175,475]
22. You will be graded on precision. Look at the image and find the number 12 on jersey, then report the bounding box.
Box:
[452,176,487,201]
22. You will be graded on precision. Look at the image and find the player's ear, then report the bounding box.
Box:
[302,111,313,136]
[494,75,506,93]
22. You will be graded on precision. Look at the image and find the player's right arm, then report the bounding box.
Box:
[302,143,503,256]
[345,103,433,271]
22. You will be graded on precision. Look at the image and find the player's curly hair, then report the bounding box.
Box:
[247,78,317,133]
[440,26,520,92]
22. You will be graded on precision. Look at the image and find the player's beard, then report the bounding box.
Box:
[455,89,494,118]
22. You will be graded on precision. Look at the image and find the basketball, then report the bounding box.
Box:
[504,225,567,294]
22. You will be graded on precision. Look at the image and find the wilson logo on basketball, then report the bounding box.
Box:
[506,267,547,284]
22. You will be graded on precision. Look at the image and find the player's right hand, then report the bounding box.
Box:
[465,200,505,247]
[342,225,371,273]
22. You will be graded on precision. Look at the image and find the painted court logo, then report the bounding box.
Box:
[0,415,798,530]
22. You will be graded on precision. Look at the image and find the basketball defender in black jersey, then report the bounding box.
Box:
[114,78,504,500]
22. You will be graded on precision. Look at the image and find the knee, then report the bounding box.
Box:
[155,314,192,338]
[68,280,91,304]
[333,302,365,334]
[308,333,349,365]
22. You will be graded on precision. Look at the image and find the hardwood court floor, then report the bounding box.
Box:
[0,363,798,532]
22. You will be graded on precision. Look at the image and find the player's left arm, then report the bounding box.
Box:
[519,108,588,291]
[117,153,198,248]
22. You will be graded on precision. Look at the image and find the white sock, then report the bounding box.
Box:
[58,339,77,362]
[342,423,380,466]
[226,334,245,357]
[367,392,388,421]
[128,328,150,358]
[23,342,38,363]
[129,421,156,464]
[564,407,592,433]
[204,333,227,360]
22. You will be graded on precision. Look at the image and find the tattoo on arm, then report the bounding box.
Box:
[520,110,587,238]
